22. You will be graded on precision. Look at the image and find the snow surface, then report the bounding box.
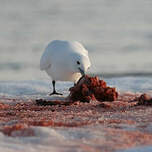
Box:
[0,77,152,152]
[0,125,152,152]
[0,126,105,152]
[119,146,152,152]
[0,79,71,100]
[0,77,152,99]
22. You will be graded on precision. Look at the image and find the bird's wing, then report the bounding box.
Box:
[72,41,89,56]
[40,40,66,70]
[40,48,51,70]
[40,40,89,70]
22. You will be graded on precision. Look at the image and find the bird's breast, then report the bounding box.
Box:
[46,65,81,82]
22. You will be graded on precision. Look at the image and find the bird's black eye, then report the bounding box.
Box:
[77,61,80,65]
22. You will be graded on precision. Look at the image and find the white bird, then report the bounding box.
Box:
[40,40,91,95]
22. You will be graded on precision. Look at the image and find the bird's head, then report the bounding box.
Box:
[70,53,91,76]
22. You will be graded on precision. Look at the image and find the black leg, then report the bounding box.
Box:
[52,80,56,92]
[49,80,63,96]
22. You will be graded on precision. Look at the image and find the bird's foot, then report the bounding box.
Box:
[49,91,63,96]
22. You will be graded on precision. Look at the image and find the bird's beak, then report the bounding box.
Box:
[78,68,85,76]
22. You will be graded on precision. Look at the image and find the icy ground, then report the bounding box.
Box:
[0,76,152,152]
[0,76,152,99]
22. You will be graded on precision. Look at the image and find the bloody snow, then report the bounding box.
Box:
[0,76,152,152]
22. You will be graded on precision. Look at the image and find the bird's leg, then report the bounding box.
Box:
[49,80,63,96]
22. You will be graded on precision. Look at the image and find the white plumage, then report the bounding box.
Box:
[40,40,91,95]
